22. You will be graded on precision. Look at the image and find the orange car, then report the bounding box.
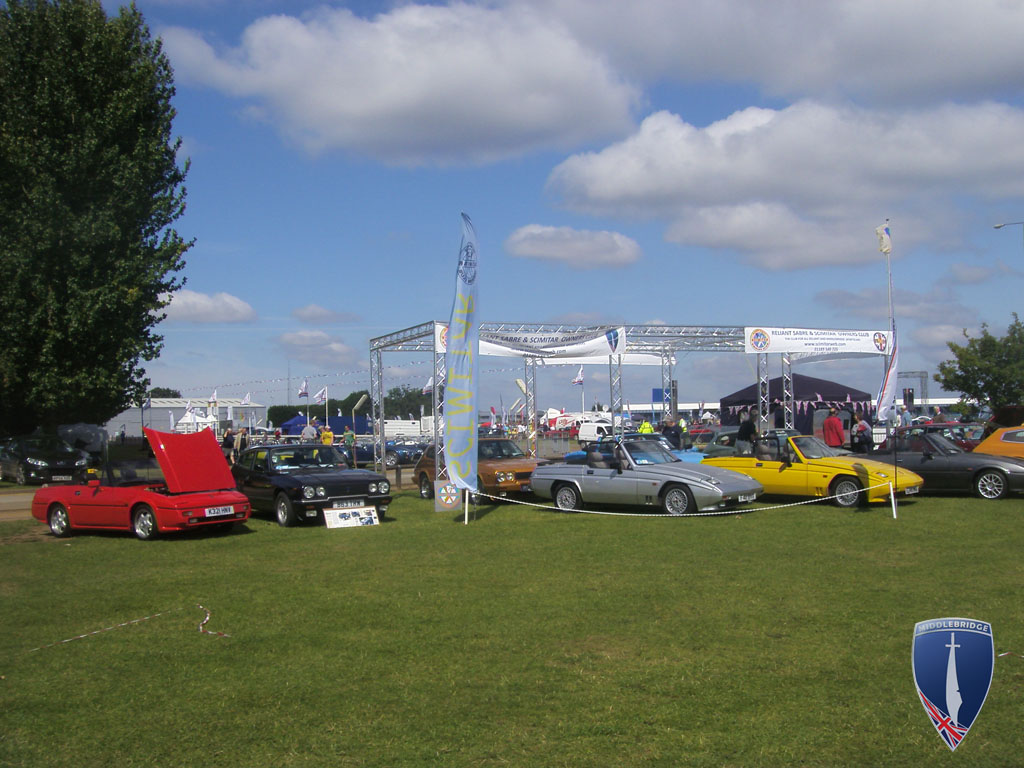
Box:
[414,438,549,500]
[974,425,1024,459]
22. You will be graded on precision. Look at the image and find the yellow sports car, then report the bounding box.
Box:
[701,433,923,507]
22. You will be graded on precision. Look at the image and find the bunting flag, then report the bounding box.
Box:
[297,378,309,398]
[314,386,327,404]
[442,213,480,495]
[571,365,584,385]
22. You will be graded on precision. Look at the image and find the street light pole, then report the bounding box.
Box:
[993,220,1024,252]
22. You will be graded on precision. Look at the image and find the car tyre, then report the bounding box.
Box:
[15,465,26,485]
[275,494,298,526]
[48,504,72,538]
[418,473,434,500]
[831,477,862,508]
[132,505,158,540]
[553,483,581,511]
[975,469,1007,500]
[662,484,695,515]
[385,452,398,469]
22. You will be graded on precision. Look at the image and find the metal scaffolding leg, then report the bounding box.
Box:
[433,346,447,490]
[525,357,537,457]
[609,355,623,437]
[782,354,794,429]
[757,353,770,434]
[661,351,673,424]
[370,348,384,471]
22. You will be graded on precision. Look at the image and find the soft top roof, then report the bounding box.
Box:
[143,427,235,493]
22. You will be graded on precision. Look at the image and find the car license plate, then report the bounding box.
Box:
[204,505,234,517]
[332,499,363,509]
[52,475,72,482]
[738,493,756,503]
[904,486,919,495]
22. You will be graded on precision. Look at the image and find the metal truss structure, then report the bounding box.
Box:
[368,322,811,479]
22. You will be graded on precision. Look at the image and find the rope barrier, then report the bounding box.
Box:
[24,603,229,653]
[471,480,900,518]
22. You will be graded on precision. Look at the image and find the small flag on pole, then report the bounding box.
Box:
[240,392,251,406]
[142,396,152,410]
[571,366,584,386]
[421,376,434,395]
[876,221,892,254]
[184,400,194,414]
[209,389,217,403]
[314,386,327,404]
[297,379,309,398]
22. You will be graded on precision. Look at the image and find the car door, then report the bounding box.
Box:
[741,437,809,496]
[233,449,275,510]
[887,434,944,488]
[578,447,639,505]
[70,479,135,527]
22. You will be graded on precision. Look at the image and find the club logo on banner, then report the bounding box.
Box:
[912,617,993,751]
[873,332,888,353]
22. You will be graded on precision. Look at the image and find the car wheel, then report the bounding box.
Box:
[275,494,298,526]
[831,477,861,508]
[662,484,695,515]
[418,474,434,500]
[385,452,398,469]
[553,483,581,511]
[975,469,1007,500]
[15,465,26,485]
[48,504,72,538]
[132,506,158,540]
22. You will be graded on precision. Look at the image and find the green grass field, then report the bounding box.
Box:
[2,492,1022,767]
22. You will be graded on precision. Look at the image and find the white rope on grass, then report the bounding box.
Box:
[471,480,900,518]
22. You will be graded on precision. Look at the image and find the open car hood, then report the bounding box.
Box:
[143,427,236,493]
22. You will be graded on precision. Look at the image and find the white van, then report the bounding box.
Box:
[577,420,614,446]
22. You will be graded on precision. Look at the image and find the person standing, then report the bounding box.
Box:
[638,419,654,434]
[851,413,872,453]
[343,424,356,465]
[736,410,756,455]
[898,405,911,428]
[823,408,845,449]
[320,424,334,446]
[221,428,235,461]
[661,417,682,449]
[236,427,249,457]
[300,421,317,442]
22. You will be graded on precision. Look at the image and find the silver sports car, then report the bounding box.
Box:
[530,439,764,514]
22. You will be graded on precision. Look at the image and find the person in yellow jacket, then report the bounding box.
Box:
[638,419,654,434]
[320,425,335,445]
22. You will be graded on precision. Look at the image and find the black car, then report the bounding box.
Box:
[872,432,1024,499]
[345,439,424,469]
[231,443,392,526]
[0,435,90,485]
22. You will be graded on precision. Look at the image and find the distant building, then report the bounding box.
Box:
[101,398,267,439]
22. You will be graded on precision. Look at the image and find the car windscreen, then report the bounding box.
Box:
[479,440,526,459]
[22,437,78,454]
[269,445,348,470]
[621,440,677,465]
[928,434,963,454]
[791,436,843,459]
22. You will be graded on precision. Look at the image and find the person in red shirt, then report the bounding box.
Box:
[823,407,845,449]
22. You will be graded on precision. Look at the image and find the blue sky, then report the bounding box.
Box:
[105,0,1024,414]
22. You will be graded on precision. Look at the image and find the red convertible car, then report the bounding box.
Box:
[32,428,250,540]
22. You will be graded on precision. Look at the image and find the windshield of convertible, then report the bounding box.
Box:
[790,436,845,459]
[621,440,677,465]
[269,445,348,471]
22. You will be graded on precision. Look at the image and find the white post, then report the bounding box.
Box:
[464,490,469,525]
[889,482,897,519]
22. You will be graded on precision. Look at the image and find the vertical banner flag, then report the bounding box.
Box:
[571,366,584,385]
[875,221,898,423]
[442,213,479,496]
[297,378,309,398]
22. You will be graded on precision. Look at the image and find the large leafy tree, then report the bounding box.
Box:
[934,314,1024,411]
[0,0,189,433]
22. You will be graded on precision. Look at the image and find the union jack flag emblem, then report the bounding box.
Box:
[912,617,993,752]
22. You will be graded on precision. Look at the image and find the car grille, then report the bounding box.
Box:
[514,472,532,481]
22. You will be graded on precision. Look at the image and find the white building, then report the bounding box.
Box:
[102,397,267,440]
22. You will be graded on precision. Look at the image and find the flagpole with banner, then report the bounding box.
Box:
[875,220,900,482]
[440,213,479,523]
[298,378,309,424]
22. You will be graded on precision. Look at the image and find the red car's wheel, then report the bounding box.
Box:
[132,505,159,540]
[48,504,72,538]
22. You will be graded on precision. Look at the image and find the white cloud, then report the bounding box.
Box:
[161,3,638,165]
[911,324,980,350]
[276,330,357,366]
[291,304,361,324]
[529,0,1024,103]
[548,102,1024,268]
[161,289,256,323]
[505,224,641,269]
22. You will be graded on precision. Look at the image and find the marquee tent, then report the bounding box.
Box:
[719,373,874,433]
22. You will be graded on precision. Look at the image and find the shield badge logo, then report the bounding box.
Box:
[912,618,993,751]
